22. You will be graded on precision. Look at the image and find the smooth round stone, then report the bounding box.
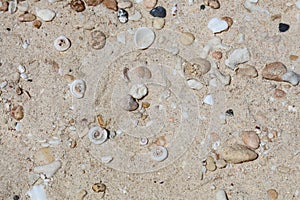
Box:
[152,18,165,30]
[129,84,148,99]
[186,79,203,90]
[36,8,56,22]
[262,62,287,81]
[119,95,138,111]
[133,66,152,79]
[242,131,260,149]
[150,6,166,18]
[207,17,228,33]
[219,144,258,164]
[118,0,133,9]
[144,0,157,8]
[236,65,258,78]
[278,23,290,32]
[179,32,195,46]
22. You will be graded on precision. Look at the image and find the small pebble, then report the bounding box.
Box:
[117,9,129,23]
[281,71,300,85]
[219,144,258,164]
[18,13,36,22]
[187,79,203,90]
[212,51,222,59]
[8,0,17,14]
[70,0,85,12]
[262,62,287,81]
[129,84,148,99]
[0,1,8,11]
[10,105,24,121]
[267,189,278,200]
[206,156,216,171]
[225,109,234,117]
[204,95,214,105]
[134,27,155,49]
[133,66,152,79]
[33,20,42,29]
[215,159,227,169]
[242,131,260,149]
[289,55,298,61]
[119,94,138,111]
[13,195,20,200]
[85,0,103,6]
[296,0,300,9]
[200,4,206,10]
[278,23,290,32]
[89,30,106,49]
[152,18,165,30]
[118,0,132,9]
[208,17,228,33]
[274,88,286,98]
[103,0,118,11]
[35,8,56,22]
[143,0,157,8]
[92,182,106,193]
[128,11,142,21]
[150,6,166,18]
[236,65,258,78]
[204,0,220,9]
[216,189,228,200]
[225,48,250,70]
[179,32,195,46]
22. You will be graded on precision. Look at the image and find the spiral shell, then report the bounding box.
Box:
[151,146,168,162]
[54,35,71,52]
[69,79,86,99]
[88,126,108,145]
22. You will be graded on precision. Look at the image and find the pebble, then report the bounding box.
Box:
[206,156,216,171]
[70,0,85,12]
[215,189,228,200]
[134,27,155,49]
[8,0,17,14]
[242,131,260,149]
[208,18,228,33]
[33,160,62,178]
[186,79,203,90]
[274,88,286,98]
[118,0,132,9]
[236,65,258,78]
[119,94,139,111]
[85,0,103,6]
[204,0,220,9]
[225,48,250,70]
[77,189,87,200]
[219,144,258,164]
[10,105,24,121]
[296,0,300,9]
[101,155,113,163]
[150,6,166,18]
[212,51,222,59]
[143,0,157,8]
[215,159,227,169]
[18,13,36,22]
[17,1,29,12]
[0,1,8,12]
[278,23,289,32]
[128,11,142,21]
[183,58,211,79]
[267,189,278,200]
[92,183,106,193]
[133,66,152,79]
[289,55,298,61]
[281,71,300,85]
[152,18,165,30]
[204,95,214,105]
[179,32,195,46]
[35,8,56,22]
[54,35,71,52]
[89,30,106,49]
[27,185,47,200]
[129,84,148,99]
[262,62,287,81]
[33,20,42,29]
[117,9,129,23]
[103,0,118,11]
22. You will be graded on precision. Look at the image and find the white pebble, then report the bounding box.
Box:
[101,155,113,163]
[36,8,56,22]
[216,189,228,200]
[186,79,204,90]
[134,27,155,50]
[129,84,148,99]
[8,0,17,14]
[18,65,26,73]
[225,48,250,70]
[208,18,229,33]
[20,72,28,80]
[281,71,300,86]
[204,95,214,105]
[117,32,126,44]
[0,81,8,89]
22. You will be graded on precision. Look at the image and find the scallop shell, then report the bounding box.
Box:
[151,146,168,162]
[54,36,71,52]
[69,79,86,99]
[134,27,155,50]
[88,126,108,145]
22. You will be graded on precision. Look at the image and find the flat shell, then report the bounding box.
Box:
[134,27,155,50]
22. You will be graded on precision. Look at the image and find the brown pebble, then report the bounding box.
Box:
[33,20,42,29]
[219,144,258,164]
[89,30,106,50]
[206,156,216,171]
[142,102,150,108]
[97,114,106,127]
[289,55,298,61]
[70,140,77,148]
[18,13,36,22]
[133,66,152,79]
[119,94,138,111]
[64,74,75,82]
[215,159,227,169]
[103,0,118,11]
[85,0,103,6]
[70,0,86,12]
[262,62,287,81]
[242,131,260,149]
[92,182,106,193]
[271,14,281,21]
[0,0,8,11]
[236,65,258,78]
[267,189,278,200]
[212,51,222,60]
[204,0,220,9]
[274,88,286,98]
[10,105,24,121]
[143,0,157,9]
[16,87,23,95]
[179,32,195,46]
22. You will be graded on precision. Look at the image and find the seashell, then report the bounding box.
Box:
[134,27,155,50]
[89,30,106,50]
[119,94,139,111]
[18,13,36,22]
[129,84,148,99]
[69,79,86,99]
[8,0,17,14]
[225,48,250,70]
[92,182,106,193]
[117,9,129,23]
[152,18,165,30]
[262,62,287,81]
[143,0,157,9]
[133,66,152,79]
[183,58,211,79]
[281,71,300,86]
[150,6,166,18]
[27,185,47,200]
[54,36,71,52]
[88,126,108,144]
[70,0,85,12]
[18,1,29,12]
[35,8,56,22]
[10,105,24,121]
[186,79,203,90]
[33,20,42,29]
[151,146,168,162]
[33,160,62,178]
[18,65,26,73]
[207,17,228,33]
[179,32,195,46]
[221,16,233,31]
[101,155,113,163]
[206,156,216,171]
[139,137,148,145]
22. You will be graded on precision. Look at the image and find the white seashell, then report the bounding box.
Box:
[101,155,113,163]
[134,27,155,50]
[36,8,56,22]
[129,84,148,99]
[8,0,17,14]
[33,160,62,178]
[204,95,214,105]
[54,36,71,52]
[0,81,8,89]
[27,185,47,200]
[20,72,28,80]
[216,189,228,200]
[18,65,26,73]
[208,18,229,33]
[117,32,126,44]
[140,137,148,145]
[129,11,142,21]
[186,79,203,90]
[151,146,168,162]
[69,79,86,99]
[88,126,108,145]
[244,0,269,14]
[225,48,250,70]
[281,71,300,86]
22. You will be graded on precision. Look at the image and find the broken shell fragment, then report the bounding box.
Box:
[129,84,148,99]
[225,48,250,70]
[92,183,106,193]
[70,0,86,12]
[208,17,228,33]
[69,79,86,99]
[54,36,71,52]
[119,94,139,111]
[33,160,62,178]
[151,146,168,162]
[262,62,287,81]
[134,27,155,50]
[89,30,106,50]
[88,126,108,144]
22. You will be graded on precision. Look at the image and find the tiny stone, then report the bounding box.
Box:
[10,105,24,121]
[216,189,228,200]
[208,17,228,33]
[206,156,216,171]
[150,6,166,18]
[274,88,286,98]
[18,13,36,22]
[119,94,138,111]
[186,79,203,90]
[33,20,42,29]
[117,9,129,23]
[267,189,278,200]
[219,144,258,164]
[92,183,106,193]
[200,4,205,10]
[89,30,106,49]
[70,0,85,12]
[85,0,103,6]
[36,8,56,22]
[103,0,118,11]
[212,51,222,59]
[179,32,195,46]
[118,0,132,9]
[204,95,214,105]
[128,11,142,21]
[236,65,258,78]
[13,195,20,200]
[215,159,227,169]
[0,1,8,11]
[77,189,87,200]
[143,0,157,9]
[262,62,287,81]
[289,55,298,61]
[152,18,165,30]
[204,0,220,9]
[129,84,148,99]
[278,23,290,32]
[242,131,260,149]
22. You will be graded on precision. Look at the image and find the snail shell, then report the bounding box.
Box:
[151,146,168,162]
[88,126,108,145]
[54,35,71,52]
[69,79,86,99]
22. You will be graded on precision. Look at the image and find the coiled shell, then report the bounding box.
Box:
[88,126,108,145]
[151,146,168,162]
[69,79,86,99]
[54,36,71,52]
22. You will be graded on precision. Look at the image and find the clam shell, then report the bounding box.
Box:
[151,146,168,162]
[134,27,155,50]
[88,126,108,145]
[69,79,86,99]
